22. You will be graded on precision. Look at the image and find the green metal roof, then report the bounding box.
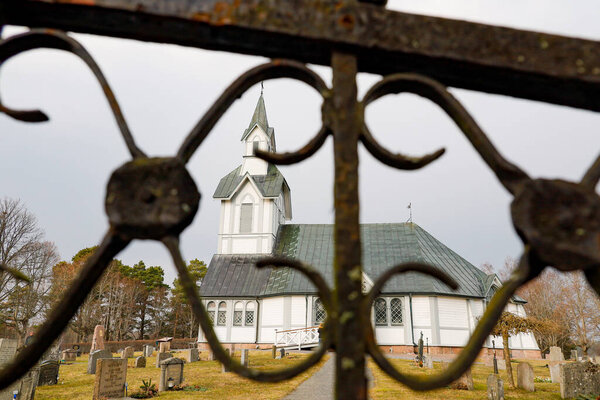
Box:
[213,164,288,199]
[201,223,506,299]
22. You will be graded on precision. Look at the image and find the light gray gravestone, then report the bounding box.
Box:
[90,325,106,352]
[121,346,135,359]
[516,362,534,392]
[570,349,578,360]
[38,360,60,386]
[159,357,184,391]
[241,349,249,367]
[222,348,231,372]
[559,361,600,399]
[496,359,506,370]
[423,355,433,369]
[61,349,77,361]
[549,346,566,383]
[17,367,40,400]
[487,374,505,400]
[87,349,112,374]
[144,345,154,357]
[449,368,474,390]
[135,356,146,368]
[182,348,199,363]
[93,358,127,400]
[0,339,20,400]
[156,351,172,368]
[159,341,171,353]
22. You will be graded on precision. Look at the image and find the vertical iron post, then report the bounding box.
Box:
[331,51,366,400]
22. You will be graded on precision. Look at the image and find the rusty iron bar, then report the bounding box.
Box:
[331,51,367,400]
[0,232,129,388]
[3,0,600,111]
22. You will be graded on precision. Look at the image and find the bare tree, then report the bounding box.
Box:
[0,198,43,304]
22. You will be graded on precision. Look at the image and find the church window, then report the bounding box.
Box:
[240,203,253,233]
[391,298,403,325]
[233,302,243,326]
[245,302,255,326]
[217,301,227,326]
[252,140,260,155]
[313,298,326,325]
[374,298,387,325]
[207,302,216,325]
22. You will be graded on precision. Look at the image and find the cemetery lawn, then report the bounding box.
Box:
[35,350,328,400]
[368,358,562,400]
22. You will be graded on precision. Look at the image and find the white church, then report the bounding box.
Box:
[198,94,540,359]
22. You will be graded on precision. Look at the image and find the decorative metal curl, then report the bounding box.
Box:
[163,237,334,382]
[0,29,145,158]
[363,255,531,390]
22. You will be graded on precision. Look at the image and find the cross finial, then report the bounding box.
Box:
[407,202,412,223]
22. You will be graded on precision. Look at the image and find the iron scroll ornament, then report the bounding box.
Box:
[0,29,599,393]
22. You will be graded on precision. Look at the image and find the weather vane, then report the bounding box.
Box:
[407,202,412,223]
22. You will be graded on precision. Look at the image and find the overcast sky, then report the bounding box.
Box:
[1,1,599,287]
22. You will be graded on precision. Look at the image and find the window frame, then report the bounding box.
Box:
[207,301,216,325]
[374,297,388,326]
[245,301,255,326]
[217,301,227,326]
[239,203,253,233]
[233,301,243,326]
[390,297,403,326]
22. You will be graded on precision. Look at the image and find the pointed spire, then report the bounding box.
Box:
[248,91,269,132]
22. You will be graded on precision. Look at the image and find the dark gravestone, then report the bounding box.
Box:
[88,350,112,374]
[135,356,146,368]
[183,348,199,363]
[559,361,600,399]
[38,360,60,386]
[222,349,231,372]
[156,352,172,368]
[449,368,474,390]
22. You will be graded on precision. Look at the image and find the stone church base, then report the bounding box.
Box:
[196,342,541,360]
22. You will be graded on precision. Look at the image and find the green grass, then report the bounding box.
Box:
[35,350,327,400]
[368,357,563,400]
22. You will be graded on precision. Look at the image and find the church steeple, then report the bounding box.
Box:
[240,93,275,175]
[247,93,269,134]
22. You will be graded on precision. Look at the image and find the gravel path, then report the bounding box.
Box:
[283,355,374,400]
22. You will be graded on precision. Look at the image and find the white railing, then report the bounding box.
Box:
[275,326,320,350]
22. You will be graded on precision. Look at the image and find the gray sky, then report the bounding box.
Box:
[1,1,599,287]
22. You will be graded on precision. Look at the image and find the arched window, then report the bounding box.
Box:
[207,302,216,325]
[240,203,253,233]
[233,302,243,326]
[245,302,255,326]
[374,298,387,325]
[252,140,260,155]
[391,298,403,325]
[313,298,326,325]
[217,301,227,326]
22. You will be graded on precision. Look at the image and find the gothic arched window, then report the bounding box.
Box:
[240,203,253,233]
[391,298,403,325]
[245,302,255,326]
[207,301,216,325]
[313,298,326,325]
[217,301,227,326]
[374,298,387,326]
[233,302,243,326]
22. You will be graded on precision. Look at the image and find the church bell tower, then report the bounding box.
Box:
[213,92,292,254]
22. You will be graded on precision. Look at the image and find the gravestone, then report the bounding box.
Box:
[90,325,105,352]
[144,345,154,357]
[222,348,231,372]
[549,346,566,383]
[559,361,600,399]
[61,349,77,361]
[570,349,578,360]
[18,367,40,400]
[135,356,146,368]
[159,341,171,353]
[279,348,286,359]
[93,358,127,400]
[156,352,172,368]
[449,368,473,390]
[487,374,505,400]
[159,357,184,391]
[516,362,534,392]
[0,339,19,400]
[241,349,249,367]
[121,346,135,359]
[496,359,506,370]
[38,360,60,386]
[87,349,112,374]
[183,348,199,363]
[422,355,433,369]
[209,349,216,361]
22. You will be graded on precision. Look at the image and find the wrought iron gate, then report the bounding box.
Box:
[1,1,600,399]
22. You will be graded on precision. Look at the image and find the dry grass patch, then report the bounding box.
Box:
[36,350,327,400]
[368,358,562,400]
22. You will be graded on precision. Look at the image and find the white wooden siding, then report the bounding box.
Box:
[438,297,469,329]
[440,329,470,346]
[375,327,406,345]
[230,327,255,342]
[411,297,431,326]
[290,296,307,326]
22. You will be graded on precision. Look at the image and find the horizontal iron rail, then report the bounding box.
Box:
[2,0,600,111]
